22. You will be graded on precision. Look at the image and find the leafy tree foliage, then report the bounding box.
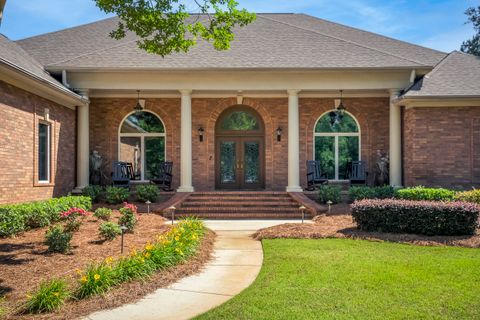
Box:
[461,6,480,56]
[94,0,256,56]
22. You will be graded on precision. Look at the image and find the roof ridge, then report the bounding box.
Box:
[424,51,455,79]
[296,13,446,57]
[260,14,430,67]
[47,39,138,66]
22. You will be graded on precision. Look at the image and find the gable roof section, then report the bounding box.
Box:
[403,51,480,98]
[0,34,85,105]
[17,14,445,71]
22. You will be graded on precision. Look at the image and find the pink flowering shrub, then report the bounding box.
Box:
[60,207,89,232]
[118,202,138,232]
[351,199,480,236]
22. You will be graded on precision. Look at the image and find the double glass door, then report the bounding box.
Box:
[216,137,264,190]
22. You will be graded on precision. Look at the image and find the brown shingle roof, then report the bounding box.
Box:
[403,51,480,98]
[17,14,446,71]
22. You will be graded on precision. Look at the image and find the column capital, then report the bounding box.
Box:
[287,89,301,96]
[179,89,193,96]
[76,89,90,98]
[389,88,403,97]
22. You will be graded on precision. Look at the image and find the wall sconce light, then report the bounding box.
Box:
[276,127,282,142]
[198,127,205,142]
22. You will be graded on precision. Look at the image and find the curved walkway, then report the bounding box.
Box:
[85,220,306,320]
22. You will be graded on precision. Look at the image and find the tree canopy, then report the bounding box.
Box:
[94,0,256,57]
[461,6,480,56]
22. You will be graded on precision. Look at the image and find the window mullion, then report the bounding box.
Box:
[335,136,339,180]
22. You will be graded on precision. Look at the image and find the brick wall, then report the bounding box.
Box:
[403,106,480,188]
[90,97,389,191]
[0,81,76,204]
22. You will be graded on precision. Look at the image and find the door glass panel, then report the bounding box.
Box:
[244,141,260,184]
[338,136,359,180]
[220,141,236,183]
[315,136,335,180]
[145,137,165,180]
[120,137,141,180]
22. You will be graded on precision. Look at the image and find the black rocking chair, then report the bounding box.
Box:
[345,161,368,185]
[151,161,174,191]
[111,161,133,189]
[306,160,328,191]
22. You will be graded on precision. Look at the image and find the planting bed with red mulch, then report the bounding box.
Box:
[253,204,480,248]
[0,211,215,319]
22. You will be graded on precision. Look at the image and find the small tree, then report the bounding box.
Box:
[94,0,256,57]
[461,6,480,56]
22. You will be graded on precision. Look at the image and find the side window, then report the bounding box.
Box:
[38,122,51,182]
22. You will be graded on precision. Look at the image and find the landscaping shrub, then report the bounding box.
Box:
[0,196,91,237]
[45,225,73,253]
[136,185,159,202]
[60,207,89,232]
[93,207,112,221]
[105,187,130,204]
[351,199,480,236]
[82,185,103,203]
[25,279,70,314]
[349,186,396,202]
[395,186,455,201]
[118,203,138,232]
[318,185,341,204]
[99,222,122,241]
[455,189,480,204]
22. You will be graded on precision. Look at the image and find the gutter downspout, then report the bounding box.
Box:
[62,70,71,88]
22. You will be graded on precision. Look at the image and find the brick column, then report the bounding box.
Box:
[177,89,194,192]
[286,89,303,192]
[76,90,89,190]
[389,89,402,187]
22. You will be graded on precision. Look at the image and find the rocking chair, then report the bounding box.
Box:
[151,161,174,191]
[306,160,328,191]
[345,161,368,185]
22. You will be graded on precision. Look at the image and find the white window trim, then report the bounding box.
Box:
[118,110,167,181]
[313,110,361,181]
[38,121,51,184]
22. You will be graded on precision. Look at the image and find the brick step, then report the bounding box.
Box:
[172,212,312,220]
[180,201,299,208]
[190,192,291,197]
[185,196,293,202]
[177,206,302,213]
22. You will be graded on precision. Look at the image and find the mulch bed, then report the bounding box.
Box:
[253,209,480,248]
[0,212,216,319]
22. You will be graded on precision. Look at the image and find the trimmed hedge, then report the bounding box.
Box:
[455,189,480,204]
[318,185,342,204]
[0,196,92,237]
[395,186,455,201]
[349,186,396,202]
[351,199,479,236]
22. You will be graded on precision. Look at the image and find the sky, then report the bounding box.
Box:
[1,0,479,53]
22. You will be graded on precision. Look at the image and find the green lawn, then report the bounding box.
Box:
[196,239,480,320]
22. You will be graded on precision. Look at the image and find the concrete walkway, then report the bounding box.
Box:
[85,220,308,320]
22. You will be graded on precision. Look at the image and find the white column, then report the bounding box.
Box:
[286,89,303,192]
[76,90,90,190]
[177,89,194,192]
[389,89,402,187]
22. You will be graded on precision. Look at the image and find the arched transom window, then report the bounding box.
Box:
[314,112,360,180]
[119,111,165,181]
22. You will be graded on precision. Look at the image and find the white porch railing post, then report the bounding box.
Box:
[177,89,194,192]
[389,89,403,187]
[286,89,303,192]
[76,90,90,190]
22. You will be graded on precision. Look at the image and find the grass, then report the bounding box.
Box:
[196,239,480,320]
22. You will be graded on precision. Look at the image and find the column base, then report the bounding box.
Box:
[72,186,86,195]
[177,186,195,193]
[286,186,303,193]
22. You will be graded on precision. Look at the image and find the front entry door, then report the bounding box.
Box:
[216,137,264,190]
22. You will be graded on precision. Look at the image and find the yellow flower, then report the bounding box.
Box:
[191,234,198,241]
[130,249,137,257]
[145,243,154,251]
[175,248,184,256]
[53,292,59,297]
[144,252,151,258]
[175,235,180,241]
[139,258,145,264]
[179,227,185,233]
[105,256,114,264]
[81,276,88,283]
[94,274,101,281]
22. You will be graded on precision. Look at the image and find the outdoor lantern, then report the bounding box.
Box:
[134,90,143,114]
[336,90,346,116]
[168,206,176,225]
[120,225,128,253]
[276,127,282,142]
[299,205,306,223]
[145,200,151,214]
[198,127,205,142]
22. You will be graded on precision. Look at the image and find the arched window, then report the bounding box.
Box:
[314,112,360,180]
[119,111,166,181]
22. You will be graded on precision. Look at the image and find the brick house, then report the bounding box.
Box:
[1,14,480,204]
